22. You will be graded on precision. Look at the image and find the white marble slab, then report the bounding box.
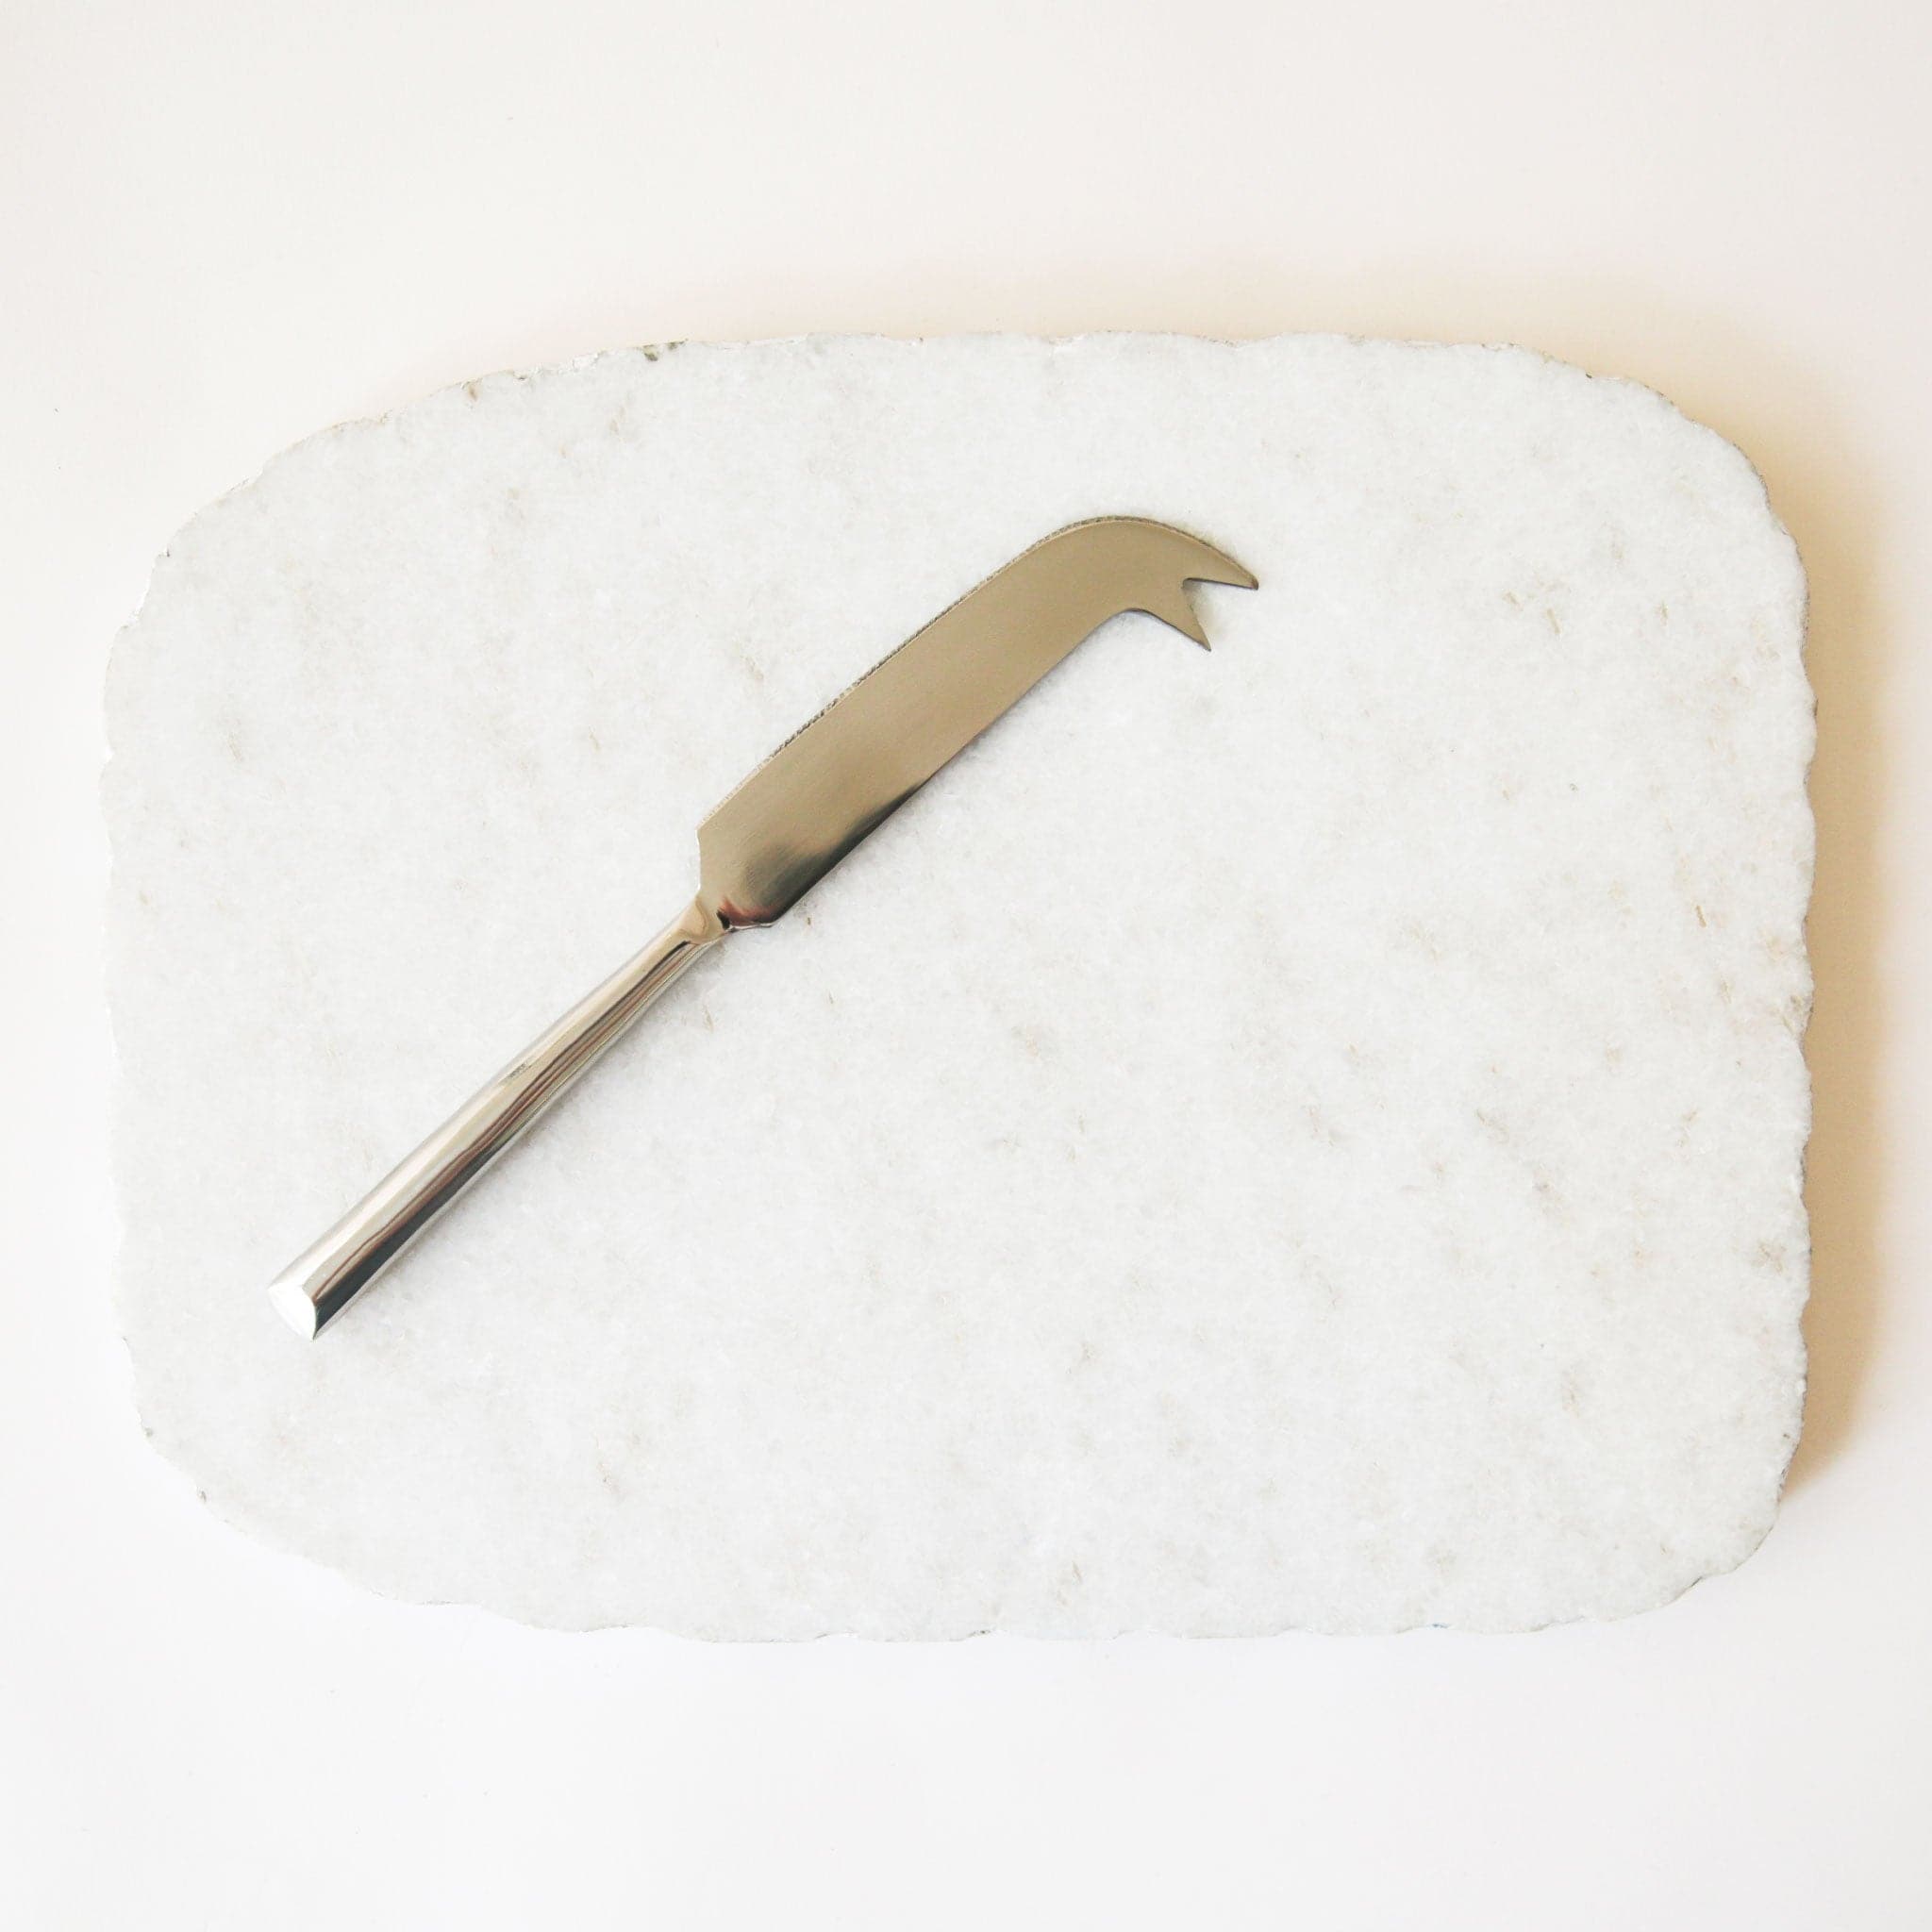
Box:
[105,334,1812,1634]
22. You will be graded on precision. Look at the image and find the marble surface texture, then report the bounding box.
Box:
[104,334,1813,1635]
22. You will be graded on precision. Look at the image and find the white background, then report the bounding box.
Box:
[3,2,1927,1925]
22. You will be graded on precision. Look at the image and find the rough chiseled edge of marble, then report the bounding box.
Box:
[100,331,1817,1639]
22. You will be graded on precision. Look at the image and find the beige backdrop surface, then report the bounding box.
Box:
[2,2,1924,1927]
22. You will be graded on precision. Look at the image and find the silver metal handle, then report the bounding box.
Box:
[266,896,727,1337]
